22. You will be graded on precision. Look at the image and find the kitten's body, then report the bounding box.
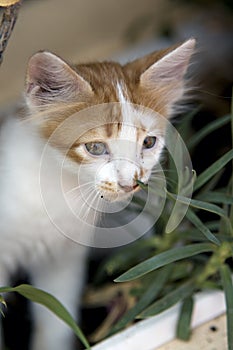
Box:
[0,39,195,349]
[0,116,88,349]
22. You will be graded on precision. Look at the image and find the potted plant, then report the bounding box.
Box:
[82,105,233,350]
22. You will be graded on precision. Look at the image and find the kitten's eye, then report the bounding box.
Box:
[143,136,156,149]
[85,142,108,156]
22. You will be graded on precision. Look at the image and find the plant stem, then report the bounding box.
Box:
[196,242,232,286]
[0,0,21,66]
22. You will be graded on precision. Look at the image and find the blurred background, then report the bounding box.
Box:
[0,0,232,349]
[0,0,232,111]
[1,0,232,193]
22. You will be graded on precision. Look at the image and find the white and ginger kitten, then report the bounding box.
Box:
[0,39,195,350]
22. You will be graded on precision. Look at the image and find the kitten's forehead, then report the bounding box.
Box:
[115,81,163,137]
[76,82,163,143]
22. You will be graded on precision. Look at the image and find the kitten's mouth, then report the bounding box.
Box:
[99,183,140,202]
[118,183,140,193]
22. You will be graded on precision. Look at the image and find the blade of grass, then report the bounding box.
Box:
[196,191,233,205]
[187,114,231,151]
[176,107,201,142]
[167,191,228,218]
[197,169,224,195]
[176,296,194,340]
[0,284,90,349]
[230,89,233,223]
[136,180,148,190]
[186,209,221,246]
[0,294,6,316]
[109,265,173,335]
[138,280,195,318]
[95,238,157,282]
[220,265,233,350]
[194,149,233,192]
[114,243,215,282]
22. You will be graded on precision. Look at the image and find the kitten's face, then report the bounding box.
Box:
[25,39,195,203]
[70,101,164,201]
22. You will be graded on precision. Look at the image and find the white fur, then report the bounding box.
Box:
[0,38,195,347]
[0,90,165,350]
[116,81,165,178]
[0,117,88,350]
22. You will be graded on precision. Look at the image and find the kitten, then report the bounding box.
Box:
[0,39,195,350]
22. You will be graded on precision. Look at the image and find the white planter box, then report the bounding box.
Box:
[91,290,226,350]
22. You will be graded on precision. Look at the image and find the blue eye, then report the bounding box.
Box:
[143,136,156,149]
[85,142,108,156]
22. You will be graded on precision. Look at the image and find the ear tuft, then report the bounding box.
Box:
[26,51,93,109]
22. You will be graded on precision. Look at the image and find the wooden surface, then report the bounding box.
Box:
[156,314,227,350]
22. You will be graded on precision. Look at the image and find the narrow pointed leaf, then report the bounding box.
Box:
[114,243,215,282]
[186,209,221,246]
[110,265,173,335]
[0,284,90,349]
[187,114,231,150]
[196,191,233,205]
[194,149,233,192]
[220,265,233,350]
[138,281,195,318]
[167,191,227,218]
[95,238,156,282]
[176,296,194,340]
[0,295,7,316]
[230,89,233,222]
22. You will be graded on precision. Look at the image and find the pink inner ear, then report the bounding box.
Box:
[140,39,196,87]
[26,51,93,107]
[26,82,37,94]
[151,61,189,82]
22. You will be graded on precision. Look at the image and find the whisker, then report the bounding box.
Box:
[65,181,94,195]
[78,186,97,220]
[66,184,96,221]
[82,189,100,224]
[98,204,108,227]
[91,191,102,226]
[67,185,96,206]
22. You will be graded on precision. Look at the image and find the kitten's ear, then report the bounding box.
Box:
[139,39,196,112]
[26,51,93,109]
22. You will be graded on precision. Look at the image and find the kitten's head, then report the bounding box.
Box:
[25,39,195,202]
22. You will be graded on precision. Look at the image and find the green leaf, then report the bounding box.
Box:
[167,191,228,218]
[164,168,195,234]
[136,180,148,191]
[220,265,233,350]
[196,191,233,205]
[231,88,233,144]
[176,107,201,142]
[0,294,7,316]
[0,284,90,349]
[95,237,156,282]
[114,243,215,282]
[186,209,221,246]
[194,149,233,192]
[197,169,224,194]
[176,296,194,340]
[110,265,173,335]
[138,281,195,318]
[187,114,231,151]
[230,89,233,223]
